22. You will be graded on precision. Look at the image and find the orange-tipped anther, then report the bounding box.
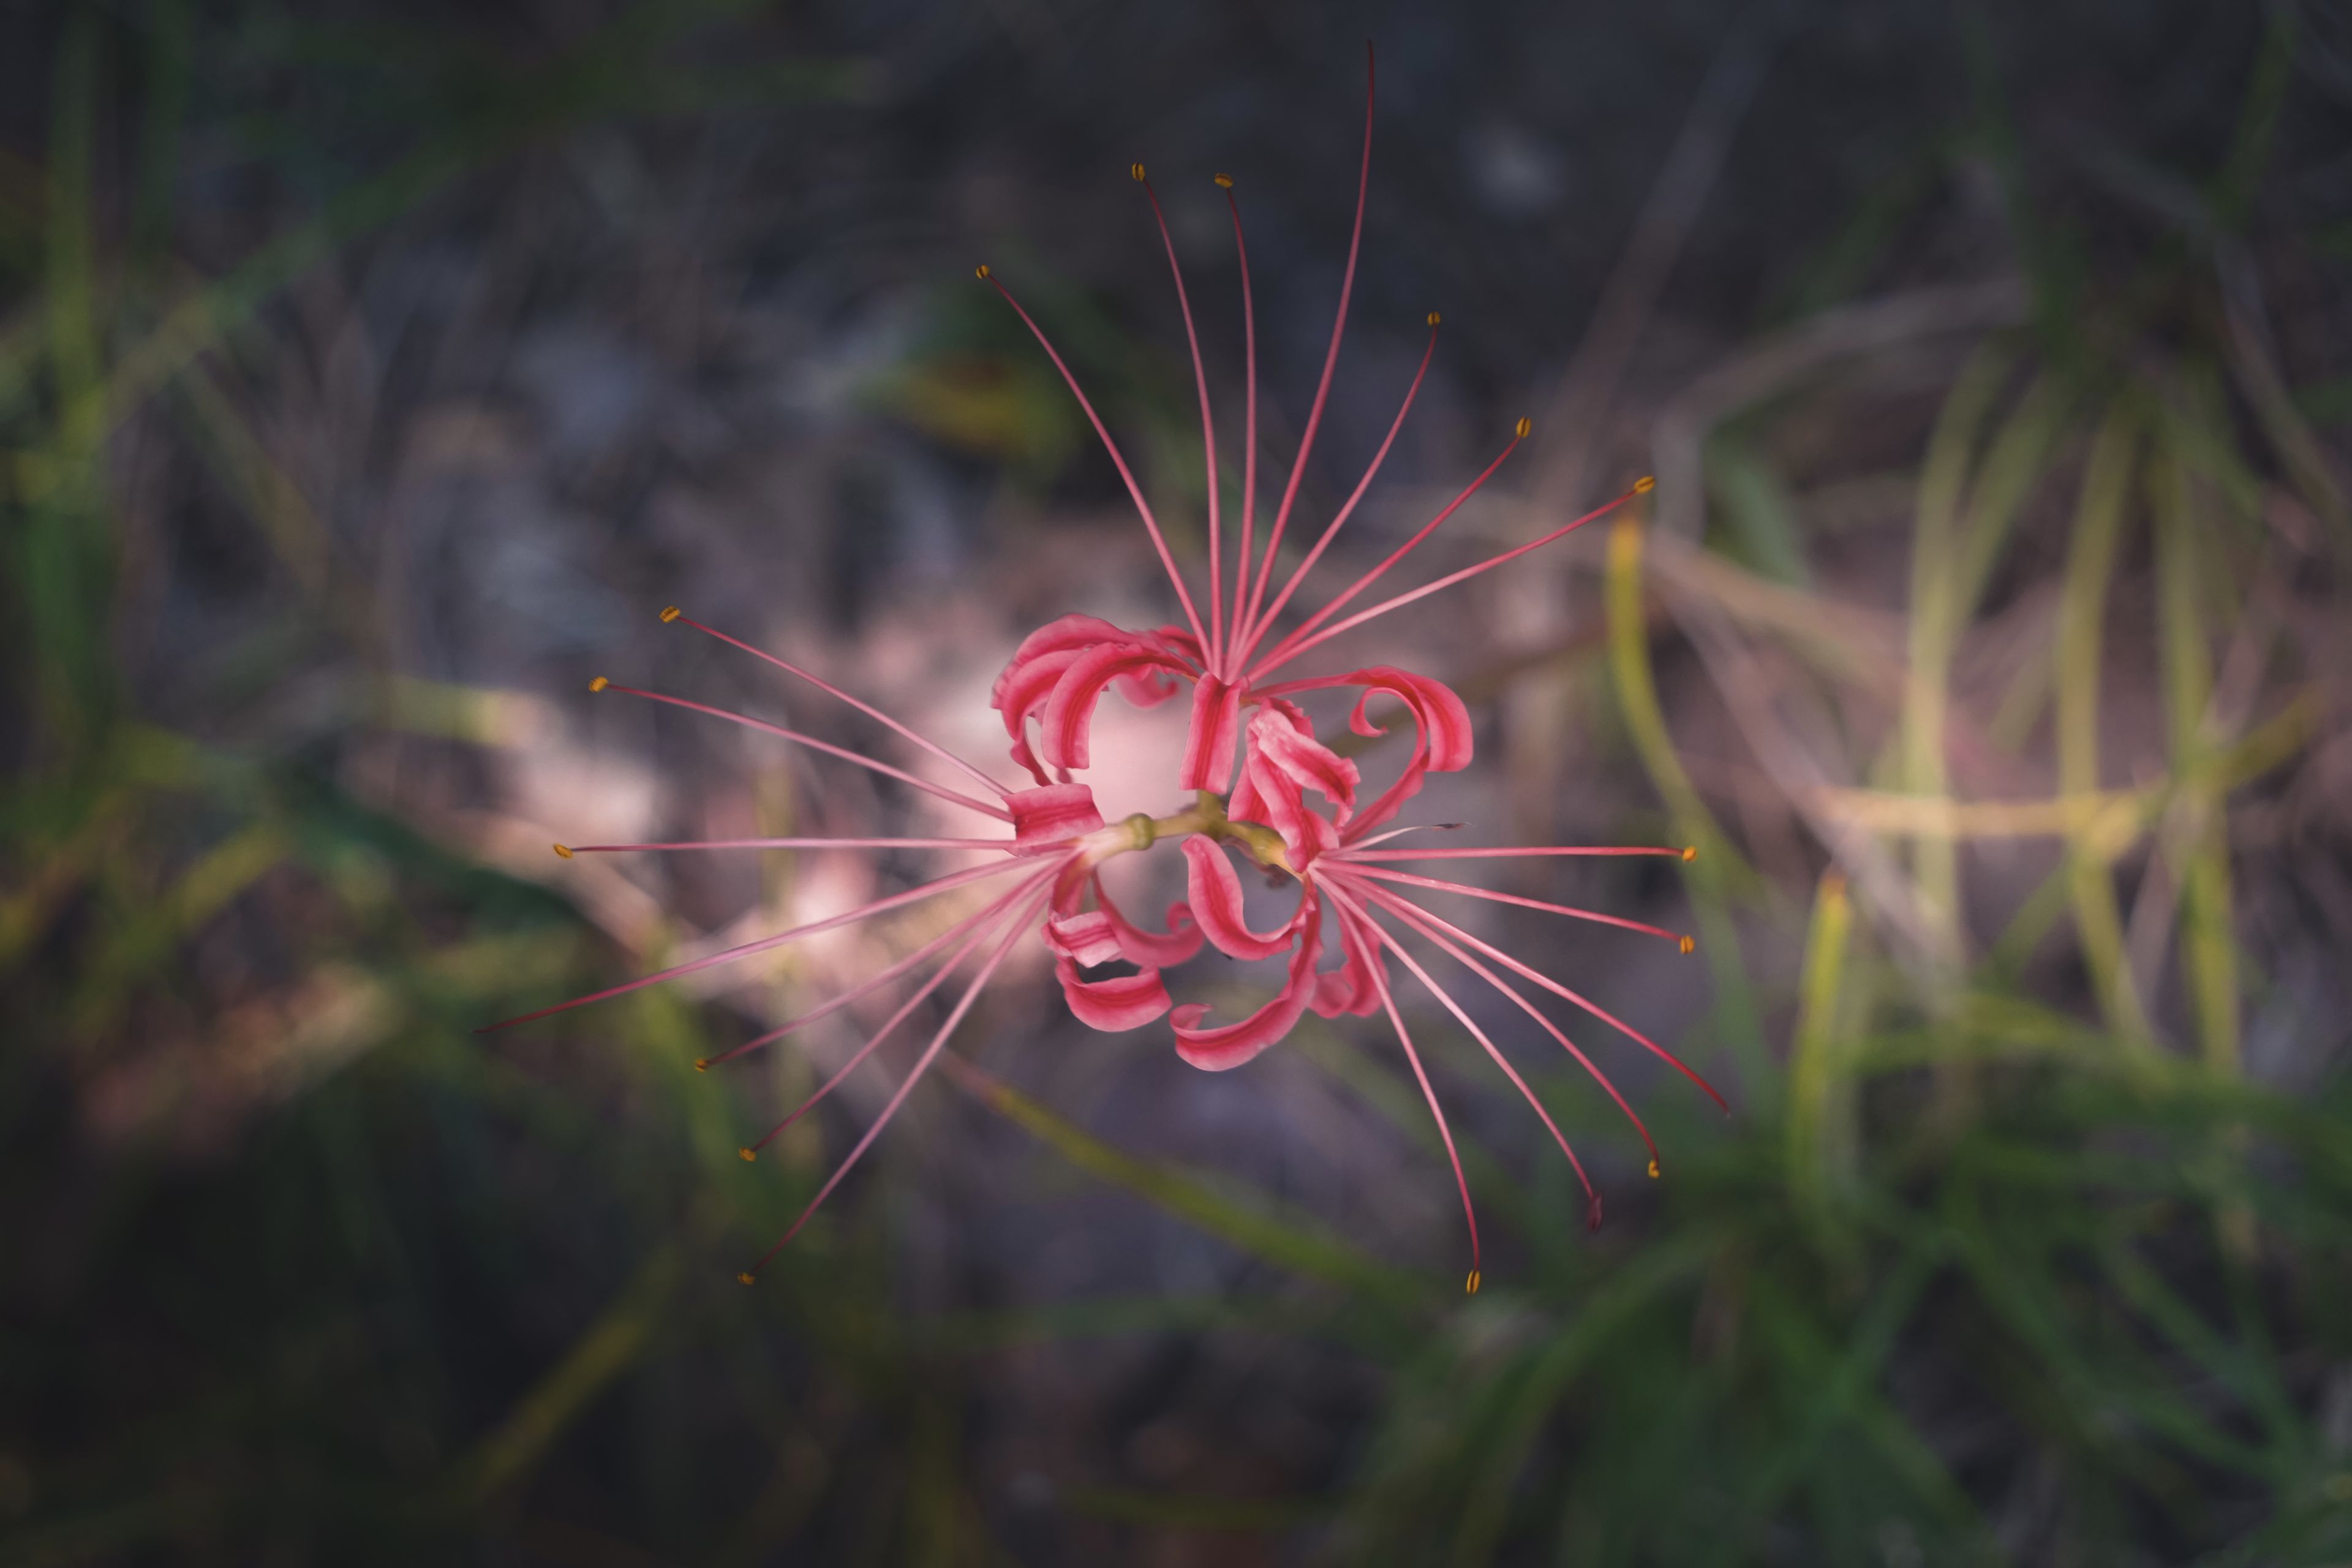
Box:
[974,263,990,279]
[1129,162,1147,181]
[1681,845,1698,862]
[660,605,681,623]
[1464,1269,1482,1295]
[1648,1158,1662,1179]
[1679,935,1695,956]
[588,676,609,693]
[1213,172,1234,189]
[737,1147,756,1163]
[552,843,573,859]
[692,1058,709,1072]
[1513,416,1532,439]
[1427,310,1441,326]
[736,1271,755,1286]
[1634,475,1656,494]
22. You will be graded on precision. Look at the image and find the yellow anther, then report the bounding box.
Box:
[1679,935,1695,956]
[736,1271,755,1286]
[552,843,573,859]
[1634,474,1656,494]
[1681,845,1698,862]
[1513,416,1532,439]
[737,1147,757,1163]
[1130,162,1147,181]
[1426,311,1441,326]
[693,1058,709,1072]
[660,605,681,623]
[1648,1158,1661,1179]
[588,676,609,693]
[974,263,991,279]
[1214,172,1234,189]
[1464,1269,1482,1295]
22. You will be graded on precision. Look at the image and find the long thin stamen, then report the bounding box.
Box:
[1345,864,1692,948]
[1250,480,1649,681]
[666,612,1011,799]
[1341,822,1466,851]
[742,874,1050,1152]
[1239,42,1376,647]
[1350,876,1665,1185]
[976,267,1209,652]
[590,679,1012,821]
[1348,895,1482,1294]
[1136,167,1223,673]
[1245,423,1528,680]
[477,856,1031,1033]
[744,884,1050,1277]
[1357,887,1728,1114]
[1235,317,1438,668]
[557,837,1016,856]
[1340,843,1693,862]
[1222,178,1258,676]
[699,873,1052,1069]
[1322,879,1600,1225]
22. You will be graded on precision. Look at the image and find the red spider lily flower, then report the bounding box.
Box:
[488,45,1719,1290]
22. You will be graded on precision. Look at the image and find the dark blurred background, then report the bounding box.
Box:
[6,1,2352,1562]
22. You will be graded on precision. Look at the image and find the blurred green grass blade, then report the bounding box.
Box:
[935,1057,1418,1306]
[1787,870,1856,1218]
[2055,405,2150,1046]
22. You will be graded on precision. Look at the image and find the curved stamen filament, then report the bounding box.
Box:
[1223,181,1259,677]
[560,837,1017,856]
[1346,875,1664,1182]
[744,883,1051,1275]
[700,872,1053,1069]
[1322,879,1599,1221]
[1234,318,1438,669]
[1340,843,1692,862]
[1344,864,1690,946]
[477,856,1033,1033]
[1245,424,1528,682]
[1137,171,1224,673]
[592,680,1012,822]
[1250,481,1645,682]
[1353,884,1727,1114]
[668,613,1011,799]
[977,269,1209,654]
[743,870,1054,1152]
[1238,41,1376,650]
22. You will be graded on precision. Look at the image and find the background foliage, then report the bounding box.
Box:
[4,1,2350,1563]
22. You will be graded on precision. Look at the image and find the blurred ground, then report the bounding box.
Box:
[5,1,2352,1564]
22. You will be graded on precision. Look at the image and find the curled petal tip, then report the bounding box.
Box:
[973,263,991,279]
[1682,845,1698,862]
[1647,1158,1661,1179]
[1513,416,1532,439]
[1214,172,1234,189]
[1129,161,1147,181]
[1426,310,1441,327]
[552,843,573,859]
[737,1147,757,1163]
[736,1271,755,1286]
[1464,1269,1481,1295]
[1679,935,1695,956]
[1634,475,1656,494]
[659,605,681,623]
[588,676,609,693]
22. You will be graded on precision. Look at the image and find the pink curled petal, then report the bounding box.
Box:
[1180,837,1300,961]
[1246,705,1359,824]
[1150,625,1208,668]
[1268,668,1472,840]
[1177,676,1245,792]
[1040,641,1190,774]
[1055,957,1173,1031]
[1112,665,1185,709]
[1309,908,1387,1018]
[1170,899,1325,1071]
[1044,908,1124,967]
[1096,878,1204,967]
[1235,747,1340,869]
[1008,782,1104,852]
[990,613,1134,710]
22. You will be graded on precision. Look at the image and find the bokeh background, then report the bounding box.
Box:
[7,1,2352,1562]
